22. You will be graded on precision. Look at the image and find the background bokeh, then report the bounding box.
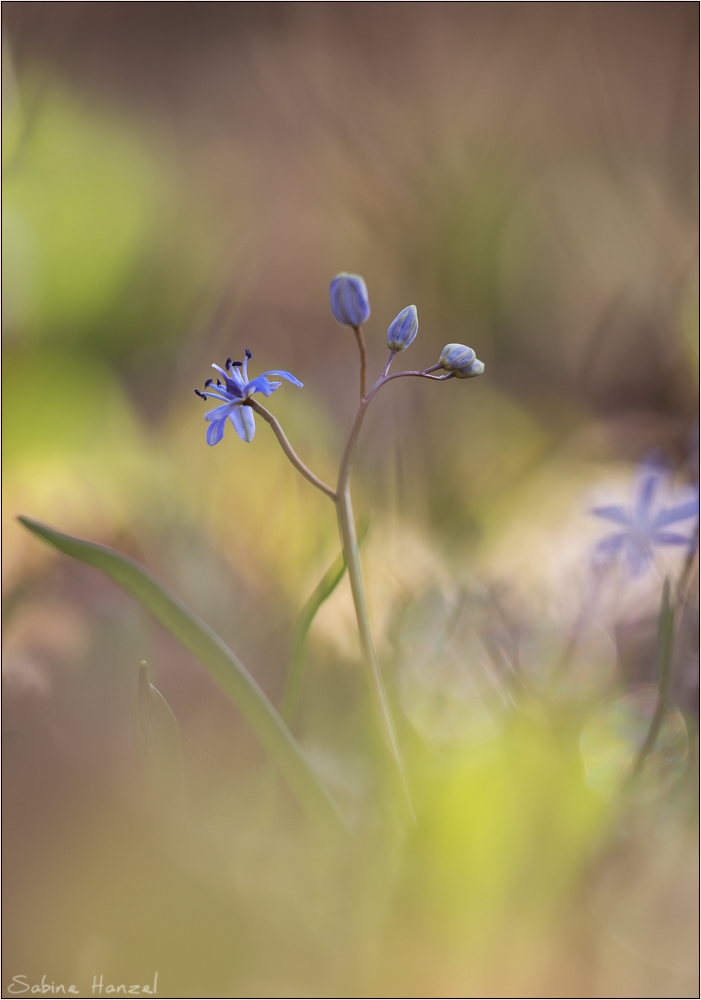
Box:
[3,5,698,998]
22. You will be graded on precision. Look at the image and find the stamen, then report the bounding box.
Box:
[245,349,252,360]
[226,357,233,369]
[231,361,243,367]
[204,379,213,387]
[194,389,208,400]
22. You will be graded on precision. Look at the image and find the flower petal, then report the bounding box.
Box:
[651,531,692,546]
[230,405,256,442]
[635,472,659,524]
[205,402,238,422]
[650,500,699,530]
[591,505,631,526]
[259,370,304,387]
[594,532,626,556]
[624,541,652,578]
[245,375,277,397]
[206,418,227,446]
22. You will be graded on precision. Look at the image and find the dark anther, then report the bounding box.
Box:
[226,357,233,369]
[231,360,243,367]
[194,389,207,400]
[204,378,213,387]
[216,379,222,386]
[245,349,252,360]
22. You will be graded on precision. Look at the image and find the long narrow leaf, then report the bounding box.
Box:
[281,517,369,724]
[18,515,347,833]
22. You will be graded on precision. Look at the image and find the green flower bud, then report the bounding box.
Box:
[439,343,476,371]
[387,305,419,351]
[453,358,485,378]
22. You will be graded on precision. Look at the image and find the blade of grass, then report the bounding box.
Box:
[281,517,369,725]
[626,577,675,787]
[18,515,348,834]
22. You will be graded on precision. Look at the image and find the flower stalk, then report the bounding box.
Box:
[353,325,368,401]
[247,399,337,502]
[196,276,484,822]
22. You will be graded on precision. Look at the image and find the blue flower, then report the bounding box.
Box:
[592,465,698,576]
[329,273,371,327]
[387,305,418,352]
[195,350,303,444]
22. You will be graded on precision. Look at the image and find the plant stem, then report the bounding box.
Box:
[381,349,398,378]
[248,400,337,502]
[281,519,369,726]
[353,325,367,401]
[336,401,413,815]
[254,354,451,816]
[627,578,675,785]
[676,521,699,608]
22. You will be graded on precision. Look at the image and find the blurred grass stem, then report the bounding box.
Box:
[675,521,699,608]
[550,561,612,693]
[627,577,674,786]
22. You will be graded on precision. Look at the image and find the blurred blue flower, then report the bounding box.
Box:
[592,465,698,576]
[387,305,418,351]
[195,350,302,444]
[329,272,371,327]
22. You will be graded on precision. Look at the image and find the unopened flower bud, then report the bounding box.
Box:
[453,358,485,379]
[387,305,418,352]
[439,343,476,371]
[329,272,371,327]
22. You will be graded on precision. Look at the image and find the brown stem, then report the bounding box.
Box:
[381,349,398,378]
[353,325,367,401]
[363,367,451,405]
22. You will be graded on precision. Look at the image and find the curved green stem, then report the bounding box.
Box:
[281,519,370,726]
[336,400,414,817]
[248,399,337,502]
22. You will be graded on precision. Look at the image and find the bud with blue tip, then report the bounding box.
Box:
[439,343,476,370]
[453,358,484,378]
[329,272,371,327]
[439,343,484,379]
[387,305,418,352]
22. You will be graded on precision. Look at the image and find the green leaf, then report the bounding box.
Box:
[281,517,369,725]
[18,515,347,834]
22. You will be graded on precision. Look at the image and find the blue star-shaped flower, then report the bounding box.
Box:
[592,465,698,576]
[195,350,303,444]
